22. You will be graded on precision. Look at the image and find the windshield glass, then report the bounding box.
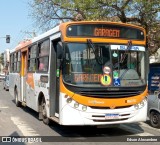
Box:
[63,43,146,87]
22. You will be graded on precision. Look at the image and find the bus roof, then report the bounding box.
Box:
[32,25,60,43]
[32,21,145,44]
[59,21,145,30]
[15,39,32,51]
[12,21,145,52]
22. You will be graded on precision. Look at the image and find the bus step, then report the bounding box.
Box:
[50,116,59,123]
[22,101,27,107]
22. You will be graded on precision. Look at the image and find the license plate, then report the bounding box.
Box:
[105,114,119,119]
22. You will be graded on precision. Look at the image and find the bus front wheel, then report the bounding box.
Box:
[42,98,50,125]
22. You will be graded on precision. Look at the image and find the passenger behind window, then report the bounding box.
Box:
[39,62,45,71]
[39,58,47,71]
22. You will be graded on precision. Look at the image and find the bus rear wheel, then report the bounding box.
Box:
[150,111,160,128]
[42,98,50,125]
[14,89,21,107]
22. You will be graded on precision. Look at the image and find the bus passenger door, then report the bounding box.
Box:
[49,39,61,117]
[21,51,27,102]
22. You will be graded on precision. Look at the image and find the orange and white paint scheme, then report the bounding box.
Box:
[9,21,148,126]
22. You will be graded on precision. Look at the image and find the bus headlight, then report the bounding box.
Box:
[140,101,144,107]
[65,95,88,111]
[66,98,72,103]
[74,102,79,108]
[82,105,87,111]
[134,104,139,110]
[134,97,147,110]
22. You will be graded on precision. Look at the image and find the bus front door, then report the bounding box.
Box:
[21,50,27,103]
[49,39,61,117]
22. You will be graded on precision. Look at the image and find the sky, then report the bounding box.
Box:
[0,0,37,53]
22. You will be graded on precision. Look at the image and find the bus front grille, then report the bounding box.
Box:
[77,90,143,98]
[90,105,132,109]
[65,83,146,98]
[93,118,128,122]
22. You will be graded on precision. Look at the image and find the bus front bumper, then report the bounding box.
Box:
[59,98,147,125]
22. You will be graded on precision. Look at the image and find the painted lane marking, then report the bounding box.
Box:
[0,106,9,109]
[11,117,39,136]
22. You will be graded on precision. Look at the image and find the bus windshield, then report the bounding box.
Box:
[63,43,146,87]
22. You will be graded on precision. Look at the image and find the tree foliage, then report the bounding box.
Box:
[30,0,160,54]
[30,0,111,29]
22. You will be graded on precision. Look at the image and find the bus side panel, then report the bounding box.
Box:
[9,73,15,98]
[26,73,37,111]
[9,73,21,101]
[25,73,49,112]
[35,73,50,114]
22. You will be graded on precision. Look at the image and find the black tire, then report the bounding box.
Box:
[14,89,21,107]
[42,98,50,125]
[150,111,160,128]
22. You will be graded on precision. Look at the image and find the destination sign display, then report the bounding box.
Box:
[94,28,120,37]
[74,74,102,83]
[73,73,112,86]
[67,24,144,40]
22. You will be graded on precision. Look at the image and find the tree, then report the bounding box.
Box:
[30,0,160,53]
[29,0,111,30]
[107,0,160,54]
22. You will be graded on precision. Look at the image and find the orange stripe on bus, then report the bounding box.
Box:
[60,75,147,108]
[72,89,147,108]
[26,73,35,89]
[62,37,146,45]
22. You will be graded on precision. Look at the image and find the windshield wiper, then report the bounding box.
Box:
[87,39,104,65]
[120,40,132,63]
[119,40,133,79]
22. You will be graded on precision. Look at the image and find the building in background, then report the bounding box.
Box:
[149,48,160,63]
[0,53,4,75]
[3,49,10,75]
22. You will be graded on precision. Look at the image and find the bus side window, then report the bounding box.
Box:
[28,45,37,72]
[37,40,49,72]
[38,57,48,71]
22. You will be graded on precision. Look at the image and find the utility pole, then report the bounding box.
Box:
[22,31,36,38]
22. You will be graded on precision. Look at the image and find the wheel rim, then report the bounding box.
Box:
[42,103,47,118]
[152,114,159,124]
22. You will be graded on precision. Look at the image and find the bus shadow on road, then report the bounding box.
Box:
[11,100,39,120]
[48,122,145,137]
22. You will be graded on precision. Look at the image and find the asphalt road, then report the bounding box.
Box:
[0,81,160,145]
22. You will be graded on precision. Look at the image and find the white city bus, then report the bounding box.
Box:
[9,21,148,125]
